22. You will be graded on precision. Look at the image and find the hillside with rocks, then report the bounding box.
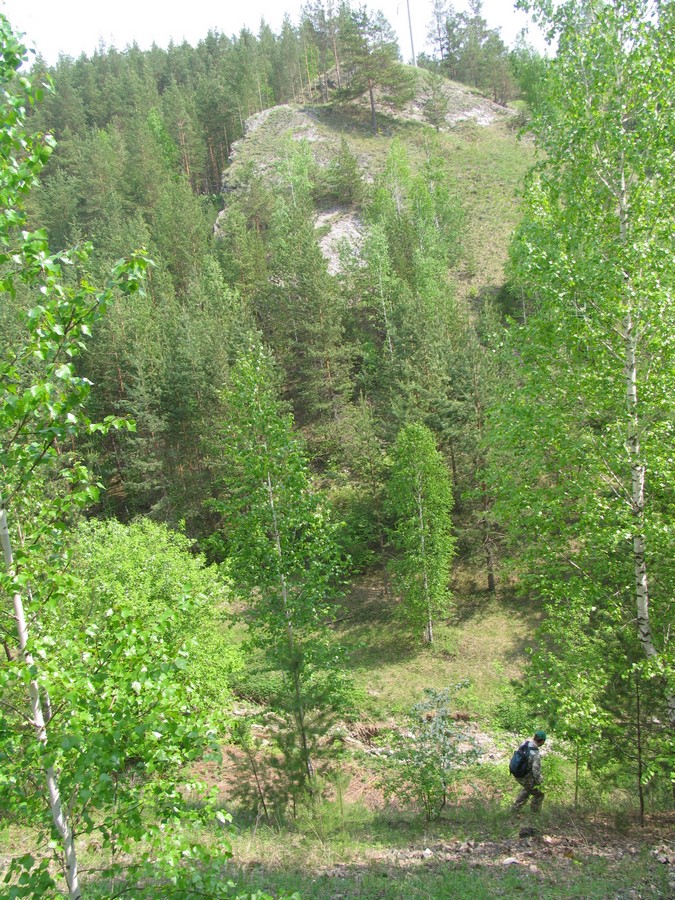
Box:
[3,5,674,898]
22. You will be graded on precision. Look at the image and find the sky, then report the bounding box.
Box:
[1,0,545,66]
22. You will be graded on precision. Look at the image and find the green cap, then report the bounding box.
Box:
[534,729,547,742]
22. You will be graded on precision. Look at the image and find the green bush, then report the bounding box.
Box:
[69,517,243,717]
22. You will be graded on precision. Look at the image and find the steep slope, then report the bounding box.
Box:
[217,72,533,301]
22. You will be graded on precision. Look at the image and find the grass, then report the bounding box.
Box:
[223,82,535,310]
[333,567,541,720]
[3,764,672,898]
[228,854,670,900]
[220,793,674,898]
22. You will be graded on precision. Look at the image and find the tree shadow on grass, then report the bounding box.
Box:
[335,578,421,671]
[449,583,543,629]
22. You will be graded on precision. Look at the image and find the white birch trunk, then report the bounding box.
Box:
[0,499,82,899]
[618,175,675,730]
[622,317,675,728]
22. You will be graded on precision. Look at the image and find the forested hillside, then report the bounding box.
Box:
[1,2,674,897]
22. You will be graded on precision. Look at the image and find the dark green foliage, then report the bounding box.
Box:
[338,7,411,133]
[422,0,527,105]
[319,137,364,205]
[210,346,353,792]
[346,140,464,436]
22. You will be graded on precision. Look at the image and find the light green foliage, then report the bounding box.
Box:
[67,518,241,714]
[379,684,479,820]
[212,346,352,795]
[509,33,548,111]
[0,20,233,895]
[493,0,675,799]
[215,346,343,655]
[386,424,455,642]
[350,140,463,432]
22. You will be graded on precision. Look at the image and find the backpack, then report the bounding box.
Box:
[509,741,531,779]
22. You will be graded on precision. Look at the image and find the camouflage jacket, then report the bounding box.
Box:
[518,740,543,785]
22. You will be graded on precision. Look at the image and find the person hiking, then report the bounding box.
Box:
[512,729,546,812]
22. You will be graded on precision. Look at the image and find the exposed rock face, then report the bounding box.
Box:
[228,104,325,163]
[215,73,519,278]
[220,74,515,193]
[315,207,364,275]
[364,74,516,128]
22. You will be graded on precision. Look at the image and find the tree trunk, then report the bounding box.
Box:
[635,672,645,828]
[0,500,82,899]
[368,83,377,134]
[303,39,314,100]
[618,169,675,809]
[331,29,342,89]
[621,227,675,732]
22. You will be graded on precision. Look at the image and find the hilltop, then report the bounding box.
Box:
[218,68,533,300]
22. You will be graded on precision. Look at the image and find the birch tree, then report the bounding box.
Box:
[0,20,230,895]
[494,0,675,797]
[0,24,134,894]
[212,346,348,794]
[386,423,455,643]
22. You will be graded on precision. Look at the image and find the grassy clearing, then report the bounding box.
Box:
[334,568,540,720]
[221,789,673,898]
[228,854,670,900]
[5,796,667,898]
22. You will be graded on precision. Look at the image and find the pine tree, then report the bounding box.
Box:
[340,7,412,133]
[211,346,348,790]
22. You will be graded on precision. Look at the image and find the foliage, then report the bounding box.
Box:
[424,72,450,131]
[378,684,479,820]
[492,0,675,803]
[211,345,352,796]
[339,7,413,133]
[67,518,242,715]
[422,0,519,104]
[319,137,364,205]
[386,424,455,643]
[0,18,233,896]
